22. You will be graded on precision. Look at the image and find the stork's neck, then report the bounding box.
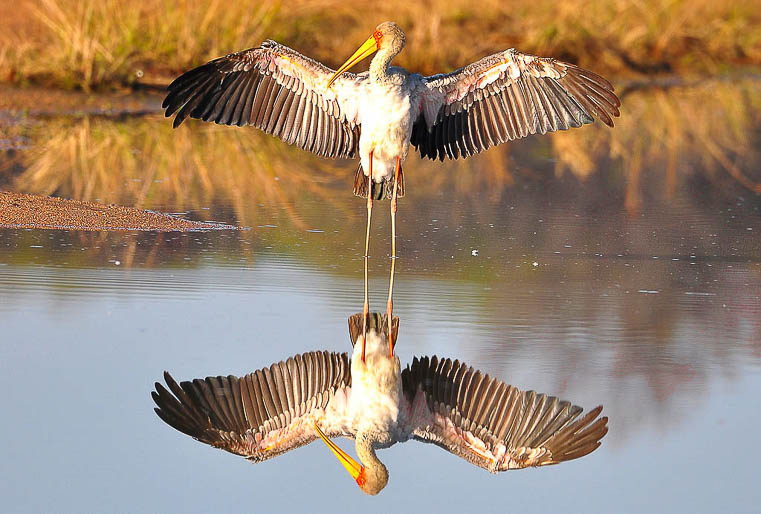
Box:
[369,47,397,83]
[355,433,389,495]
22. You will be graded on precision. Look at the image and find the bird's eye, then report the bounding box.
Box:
[373,31,383,49]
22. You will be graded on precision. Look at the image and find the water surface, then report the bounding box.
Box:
[1,78,760,513]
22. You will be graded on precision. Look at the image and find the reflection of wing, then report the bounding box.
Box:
[402,356,607,471]
[163,41,364,159]
[152,351,353,462]
[411,49,620,160]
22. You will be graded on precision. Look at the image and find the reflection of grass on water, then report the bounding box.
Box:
[2,0,761,89]
[11,115,359,230]
[551,78,761,213]
[6,79,760,229]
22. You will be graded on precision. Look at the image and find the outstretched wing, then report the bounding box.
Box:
[410,49,621,160]
[152,351,354,463]
[402,356,608,472]
[163,40,364,159]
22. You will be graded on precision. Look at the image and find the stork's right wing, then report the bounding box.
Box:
[152,351,353,463]
[402,356,607,472]
[163,40,364,159]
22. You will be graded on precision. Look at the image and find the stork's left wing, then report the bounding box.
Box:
[411,49,620,161]
[401,356,607,472]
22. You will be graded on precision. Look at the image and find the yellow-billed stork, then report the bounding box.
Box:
[163,22,621,353]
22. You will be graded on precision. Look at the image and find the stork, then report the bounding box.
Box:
[163,22,621,354]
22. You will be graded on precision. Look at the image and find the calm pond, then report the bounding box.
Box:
[1,78,760,513]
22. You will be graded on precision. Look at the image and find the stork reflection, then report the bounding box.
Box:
[152,313,607,495]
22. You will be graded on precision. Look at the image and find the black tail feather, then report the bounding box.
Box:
[353,163,405,200]
[348,312,400,350]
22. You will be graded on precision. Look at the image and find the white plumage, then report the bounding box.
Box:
[348,321,403,446]
[358,75,416,184]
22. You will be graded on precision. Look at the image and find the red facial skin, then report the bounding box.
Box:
[373,30,383,49]
[355,466,367,487]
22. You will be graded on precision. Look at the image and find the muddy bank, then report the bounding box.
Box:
[0,191,237,231]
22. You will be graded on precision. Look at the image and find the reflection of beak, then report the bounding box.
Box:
[327,35,378,89]
[314,422,365,485]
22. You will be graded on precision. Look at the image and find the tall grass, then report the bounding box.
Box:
[2,0,279,90]
[1,0,760,90]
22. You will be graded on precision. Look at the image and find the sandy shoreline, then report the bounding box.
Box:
[0,191,237,231]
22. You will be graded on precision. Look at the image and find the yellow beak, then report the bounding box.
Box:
[313,422,364,484]
[326,35,378,89]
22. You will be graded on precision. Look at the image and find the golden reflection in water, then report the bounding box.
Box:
[6,117,355,230]
[552,78,761,213]
[3,78,760,226]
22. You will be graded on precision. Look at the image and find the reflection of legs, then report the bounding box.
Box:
[362,151,373,363]
[386,157,401,358]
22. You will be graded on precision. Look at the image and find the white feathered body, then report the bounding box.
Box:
[347,329,405,447]
[357,68,422,184]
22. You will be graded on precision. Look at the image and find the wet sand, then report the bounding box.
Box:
[0,191,237,231]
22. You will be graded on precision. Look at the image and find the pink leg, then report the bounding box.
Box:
[362,151,373,363]
[386,157,401,358]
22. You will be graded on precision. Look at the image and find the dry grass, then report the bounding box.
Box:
[1,0,279,89]
[1,0,760,90]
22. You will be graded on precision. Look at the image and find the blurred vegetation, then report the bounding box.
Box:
[2,79,759,229]
[553,78,761,212]
[1,0,761,90]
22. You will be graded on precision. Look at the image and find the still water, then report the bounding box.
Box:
[1,78,760,513]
